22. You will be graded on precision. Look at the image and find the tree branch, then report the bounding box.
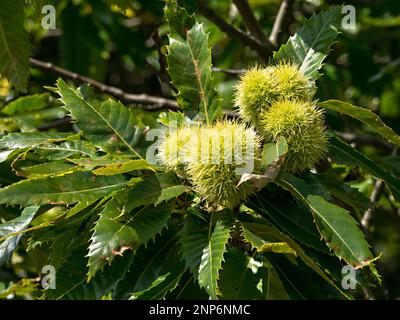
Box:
[29,58,180,111]
[30,58,240,120]
[269,0,294,47]
[361,179,385,231]
[361,147,398,231]
[212,67,245,75]
[150,26,177,92]
[38,116,73,131]
[233,0,267,43]
[196,0,272,59]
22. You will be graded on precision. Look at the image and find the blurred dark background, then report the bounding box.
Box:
[0,0,399,299]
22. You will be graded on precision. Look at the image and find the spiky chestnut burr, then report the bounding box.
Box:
[157,126,194,176]
[235,63,312,127]
[260,99,329,174]
[185,121,261,209]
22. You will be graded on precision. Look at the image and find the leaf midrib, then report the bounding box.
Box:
[187,26,210,123]
[8,181,126,198]
[0,17,21,85]
[64,86,142,159]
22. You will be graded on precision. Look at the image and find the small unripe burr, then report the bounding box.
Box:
[235,62,312,127]
[157,126,194,176]
[260,99,329,174]
[159,121,261,208]
[185,121,261,209]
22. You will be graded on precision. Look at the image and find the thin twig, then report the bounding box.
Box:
[233,0,267,42]
[151,26,177,92]
[212,67,245,75]
[196,0,272,59]
[361,180,385,231]
[38,116,72,131]
[269,0,294,47]
[29,58,180,111]
[361,147,398,231]
[30,58,239,119]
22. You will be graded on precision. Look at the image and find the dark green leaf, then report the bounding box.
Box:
[93,159,156,176]
[329,135,400,202]
[164,0,195,40]
[320,100,400,147]
[0,0,30,92]
[239,215,347,298]
[131,261,186,300]
[0,171,131,206]
[0,206,38,265]
[264,253,346,300]
[16,161,78,178]
[56,79,143,156]
[0,132,75,149]
[113,230,178,300]
[125,172,189,211]
[45,248,133,300]
[34,140,98,160]
[167,17,221,122]
[246,187,328,252]
[179,208,232,299]
[272,6,341,82]
[278,174,376,269]
[1,94,49,116]
[87,196,173,279]
[219,247,265,299]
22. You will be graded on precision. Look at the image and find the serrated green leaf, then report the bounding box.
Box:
[239,215,349,298]
[0,171,130,206]
[130,261,186,300]
[16,160,78,178]
[179,208,232,299]
[164,0,195,40]
[166,272,209,300]
[68,157,131,168]
[316,173,371,213]
[0,132,75,149]
[1,94,49,116]
[308,195,375,268]
[167,20,221,122]
[45,247,133,300]
[246,188,328,252]
[272,6,341,81]
[218,247,266,299]
[113,230,178,300]
[0,107,67,133]
[198,219,231,299]
[263,253,347,300]
[0,206,38,265]
[329,135,400,202]
[27,199,99,252]
[320,100,400,147]
[125,172,188,211]
[278,174,376,270]
[87,196,173,279]
[34,140,98,160]
[55,79,143,157]
[0,0,31,92]
[93,159,156,176]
